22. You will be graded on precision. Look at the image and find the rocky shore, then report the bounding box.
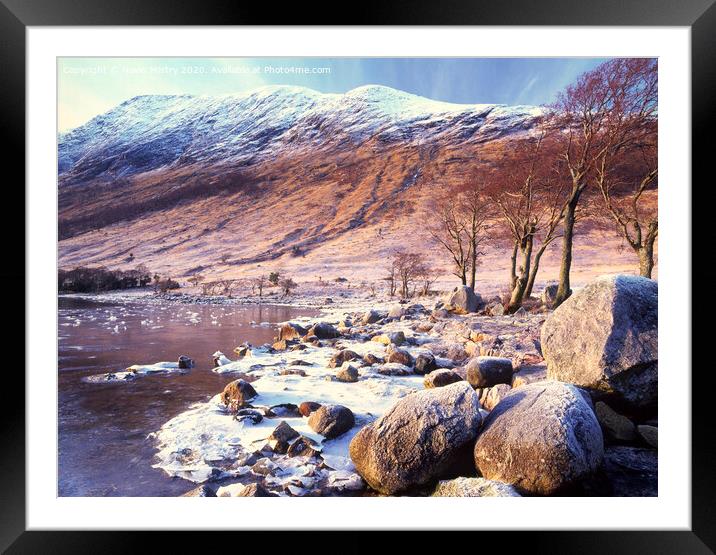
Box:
[142,274,657,498]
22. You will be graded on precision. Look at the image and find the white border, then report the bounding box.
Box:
[28,26,691,530]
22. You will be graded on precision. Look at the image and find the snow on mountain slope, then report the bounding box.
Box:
[59,85,542,182]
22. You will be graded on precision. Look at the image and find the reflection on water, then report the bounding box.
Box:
[58,295,318,497]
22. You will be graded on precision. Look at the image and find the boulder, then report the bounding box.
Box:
[414,353,438,375]
[480,383,512,411]
[308,322,341,339]
[308,404,355,439]
[271,339,292,351]
[388,305,405,318]
[423,369,463,389]
[336,362,359,383]
[349,382,482,495]
[287,435,321,458]
[637,424,658,448]
[444,285,481,314]
[466,356,514,388]
[487,302,505,316]
[445,343,468,363]
[432,477,521,497]
[595,401,637,442]
[177,355,194,369]
[328,349,360,368]
[474,381,604,495]
[278,322,307,341]
[387,348,414,367]
[298,401,322,417]
[267,421,300,454]
[541,283,559,307]
[363,353,384,366]
[362,310,382,324]
[221,379,258,410]
[511,364,548,388]
[602,446,657,496]
[541,275,658,409]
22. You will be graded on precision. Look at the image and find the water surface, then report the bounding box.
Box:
[58,295,318,496]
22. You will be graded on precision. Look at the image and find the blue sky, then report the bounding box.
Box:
[58,57,609,131]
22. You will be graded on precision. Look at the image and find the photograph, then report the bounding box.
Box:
[56,56,658,499]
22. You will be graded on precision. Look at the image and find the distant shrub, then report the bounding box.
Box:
[58,265,152,293]
[268,272,280,285]
[157,278,180,293]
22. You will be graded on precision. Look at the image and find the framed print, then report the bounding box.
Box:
[2,0,712,551]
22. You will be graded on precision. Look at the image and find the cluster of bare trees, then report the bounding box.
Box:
[385,250,438,298]
[187,270,298,299]
[431,58,657,312]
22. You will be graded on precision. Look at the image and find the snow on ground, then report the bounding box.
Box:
[150,307,434,493]
[82,361,188,383]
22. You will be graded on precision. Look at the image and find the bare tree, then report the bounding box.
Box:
[389,250,428,298]
[429,171,491,289]
[251,274,267,299]
[279,276,298,296]
[218,278,237,297]
[487,131,567,311]
[549,58,658,305]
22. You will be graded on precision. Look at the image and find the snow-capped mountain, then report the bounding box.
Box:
[58,85,544,277]
[59,85,541,182]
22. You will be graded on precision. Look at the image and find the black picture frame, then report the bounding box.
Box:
[2,1,710,552]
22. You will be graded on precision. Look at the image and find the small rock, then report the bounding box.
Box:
[602,446,657,496]
[238,483,277,497]
[235,409,263,424]
[336,362,359,383]
[299,401,322,417]
[637,424,658,448]
[487,302,505,316]
[388,331,407,346]
[423,369,463,389]
[466,356,514,388]
[541,283,559,307]
[287,435,321,458]
[308,322,341,339]
[511,364,548,388]
[177,355,194,369]
[388,305,405,318]
[278,322,307,341]
[432,477,521,497]
[363,353,384,365]
[268,421,300,453]
[414,353,438,375]
[362,310,382,324]
[233,343,251,357]
[480,383,512,411]
[221,379,258,411]
[329,349,360,368]
[595,401,637,442]
[387,348,414,367]
[268,403,301,418]
[308,404,355,439]
[181,484,216,497]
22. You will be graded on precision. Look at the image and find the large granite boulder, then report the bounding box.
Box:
[541,275,658,409]
[349,382,482,495]
[474,381,604,495]
[444,285,481,314]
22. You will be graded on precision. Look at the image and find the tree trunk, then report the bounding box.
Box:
[469,235,477,290]
[509,240,518,290]
[555,199,578,307]
[525,243,548,298]
[638,236,656,278]
[508,236,533,312]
